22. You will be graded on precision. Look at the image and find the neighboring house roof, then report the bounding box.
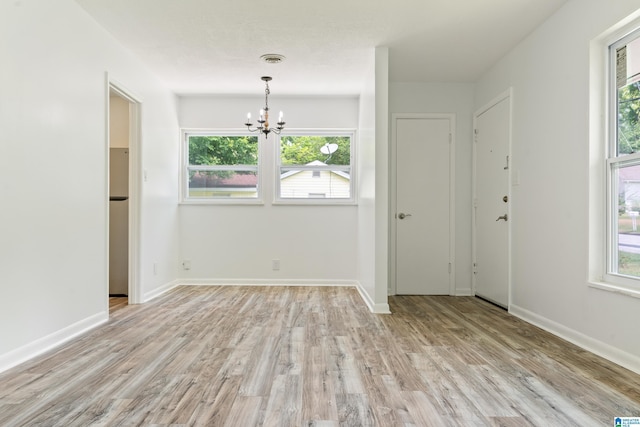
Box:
[190,172,257,188]
[280,160,350,180]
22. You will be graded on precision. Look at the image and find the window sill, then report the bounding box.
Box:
[180,199,264,206]
[272,199,357,206]
[588,281,640,299]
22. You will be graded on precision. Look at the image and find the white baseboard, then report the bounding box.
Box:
[143,279,182,302]
[510,304,640,375]
[177,278,359,287]
[455,287,474,296]
[0,311,108,375]
[355,283,391,314]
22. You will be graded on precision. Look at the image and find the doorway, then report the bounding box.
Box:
[107,80,141,307]
[473,90,512,308]
[391,114,455,295]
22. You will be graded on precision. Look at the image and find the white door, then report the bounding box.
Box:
[394,115,453,295]
[473,94,511,307]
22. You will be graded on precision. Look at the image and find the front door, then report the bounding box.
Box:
[394,115,454,295]
[473,93,511,307]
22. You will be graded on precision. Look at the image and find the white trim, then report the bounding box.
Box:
[590,12,640,294]
[178,278,359,287]
[471,88,513,309]
[107,76,143,305]
[588,281,640,299]
[0,312,108,374]
[389,113,456,296]
[143,279,182,302]
[180,129,263,204]
[510,303,640,375]
[355,283,391,314]
[274,129,357,205]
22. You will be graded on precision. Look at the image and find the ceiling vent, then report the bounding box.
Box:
[260,54,286,64]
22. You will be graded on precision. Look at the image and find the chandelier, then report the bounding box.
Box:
[244,76,285,137]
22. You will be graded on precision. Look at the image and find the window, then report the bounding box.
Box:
[182,131,260,202]
[606,30,640,286]
[276,131,355,204]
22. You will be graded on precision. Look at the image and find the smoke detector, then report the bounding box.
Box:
[260,54,286,64]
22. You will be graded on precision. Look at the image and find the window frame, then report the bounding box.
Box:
[604,29,640,290]
[273,129,357,205]
[180,129,263,205]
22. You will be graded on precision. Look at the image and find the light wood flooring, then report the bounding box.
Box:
[1,286,639,426]
[108,296,128,313]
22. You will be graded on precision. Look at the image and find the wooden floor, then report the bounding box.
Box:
[108,296,128,312]
[1,286,639,426]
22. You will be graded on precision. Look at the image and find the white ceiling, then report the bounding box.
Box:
[75,0,568,96]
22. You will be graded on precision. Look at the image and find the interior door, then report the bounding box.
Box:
[474,94,510,307]
[395,115,453,295]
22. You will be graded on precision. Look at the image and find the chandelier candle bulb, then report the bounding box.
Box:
[278,111,283,122]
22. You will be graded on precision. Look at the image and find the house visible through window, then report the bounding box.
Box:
[182,132,259,201]
[607,29,640,284]
[276,132,355,203]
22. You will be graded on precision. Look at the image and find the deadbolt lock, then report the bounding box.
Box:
[503,195,508,203]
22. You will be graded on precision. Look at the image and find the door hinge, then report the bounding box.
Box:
[449,133,452,143]
[448,263,452,274]
[473,262,477,274]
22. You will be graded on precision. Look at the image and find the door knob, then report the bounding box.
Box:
[398,213,412,220]
[496,214,508,222]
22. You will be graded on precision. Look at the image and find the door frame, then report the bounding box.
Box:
[107,76,142,306]
[472,88,513,307]
[390,113,456,296]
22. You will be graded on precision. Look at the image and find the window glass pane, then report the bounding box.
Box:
[280,136,350,166]
[277,134,353,201]
[188,170,258,198]
[614,162,640,277]
[280,168,350,198]
[188,135,258,166]
[616,38,640,155]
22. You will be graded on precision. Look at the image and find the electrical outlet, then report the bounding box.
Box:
[153,262,158,275]
[272,259,280,271]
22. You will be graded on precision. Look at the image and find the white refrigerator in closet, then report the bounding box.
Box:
[109,148,128,296]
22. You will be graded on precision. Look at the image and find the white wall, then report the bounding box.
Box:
[0,0,180,372]
[357,48,390,312]
[475,0,640,372]
[389,82,475,295]
[374,47,391,312]
[178,96,359,284]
